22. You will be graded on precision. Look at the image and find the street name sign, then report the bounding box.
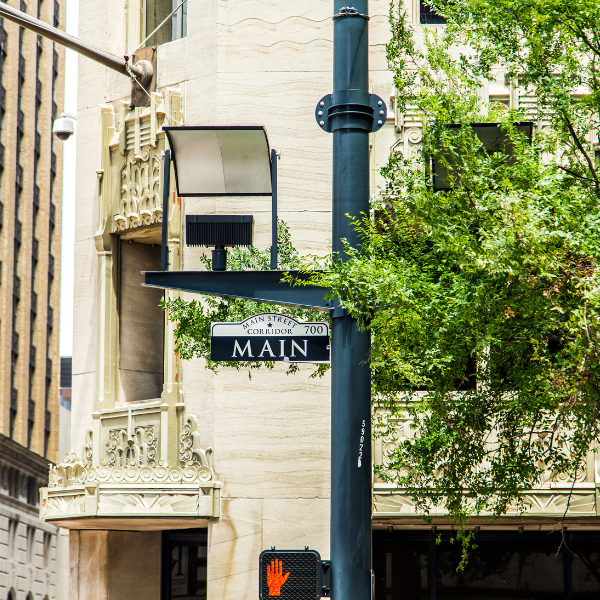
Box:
[211,313,329,363]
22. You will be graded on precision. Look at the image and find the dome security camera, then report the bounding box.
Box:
[52,114,75,141]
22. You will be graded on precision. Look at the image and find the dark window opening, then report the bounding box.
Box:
[145,0,187,46]
[162,529,208,600]
[373,530,600,600]
[118,240,164,401]
[43,533,51,567]
[7,468,19,498]
[60,356,72,388]
[27,476,38,506]
[44,408,50,456]
[420,0,446,25]
[489,334,565,391]
[9,397,16,439]
[27,398,35,448]
[373,344,476,393]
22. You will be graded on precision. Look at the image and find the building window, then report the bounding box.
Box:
[162,529,207,600]
[8,520,18,556]
[8,468,19,498]
[27,399,35,448]
[26,526,35,563]
[374,530,600,597]
[145,0,187,47]
[420,0,446,25]
[27,476,38,506]
[43,532,52,567]
[118,240,164,401]
[171,0,187,41]
[44,409,51,457]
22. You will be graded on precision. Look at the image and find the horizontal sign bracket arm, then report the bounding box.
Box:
[143,270,334,312]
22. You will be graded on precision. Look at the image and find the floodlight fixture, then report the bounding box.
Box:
[163,126,272,197]
[161,126,279,272]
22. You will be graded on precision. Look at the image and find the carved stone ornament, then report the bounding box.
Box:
[83,428,93,464]
[180,415,212,468]
[114,148,162,230]
[48,415,214,489]
[96,89,182,240]
[42,412,220,522]
[48,452,88,488]
[48,458,213,487]
[106,426,157,467]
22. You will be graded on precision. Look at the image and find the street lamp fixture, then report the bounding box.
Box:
[163,126,272,197]
[162,126,278,271]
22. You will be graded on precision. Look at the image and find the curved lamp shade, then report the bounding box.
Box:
[163,126,272,196]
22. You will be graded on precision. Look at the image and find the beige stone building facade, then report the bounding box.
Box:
[0,0,65,599]
[42,0,600,598]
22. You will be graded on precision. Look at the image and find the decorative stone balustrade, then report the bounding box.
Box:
[373,415,600,521]
[41,412,220,527]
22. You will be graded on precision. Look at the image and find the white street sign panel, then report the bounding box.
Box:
[211,313,330,363]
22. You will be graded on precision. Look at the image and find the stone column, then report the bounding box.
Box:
[69,530,162,600]
[70,530,109,600]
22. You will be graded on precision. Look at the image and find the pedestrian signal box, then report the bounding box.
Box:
[259,549,325,600]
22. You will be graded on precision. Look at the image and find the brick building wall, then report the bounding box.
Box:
[0,0,66,599]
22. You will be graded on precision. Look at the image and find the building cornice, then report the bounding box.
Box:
[0,433,54,478]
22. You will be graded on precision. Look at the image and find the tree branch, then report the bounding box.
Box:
[562,112,599,188]
[557,165,598,183]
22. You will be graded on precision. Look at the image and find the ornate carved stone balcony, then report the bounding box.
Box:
[41,412,221,529]
[373,415,600,523]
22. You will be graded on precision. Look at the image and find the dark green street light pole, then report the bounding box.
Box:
[329,4,372,600]
[143,3,386,598]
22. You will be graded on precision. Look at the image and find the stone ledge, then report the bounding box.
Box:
[373,486,598,519]
[47,455,214,487]
[42,516,212,531]
[41,480,221,523]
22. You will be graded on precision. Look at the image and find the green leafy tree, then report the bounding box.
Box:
[302,0,600,553]
[162,220,329,378]
[162,0,600,558]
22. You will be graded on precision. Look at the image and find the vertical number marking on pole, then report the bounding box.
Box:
[358,419,366,467]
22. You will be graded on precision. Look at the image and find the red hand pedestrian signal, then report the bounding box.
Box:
[267,559,290,596]
[259,549,321,600]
